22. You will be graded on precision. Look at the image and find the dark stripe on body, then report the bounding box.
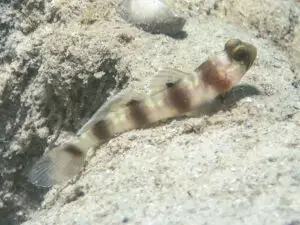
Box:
[166,86,192,114]
[127,100,150,127]
[198,60,232,93]
[64,144,83,157]
[92,120,111,140]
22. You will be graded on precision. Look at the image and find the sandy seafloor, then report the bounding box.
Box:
[0,0,299,225]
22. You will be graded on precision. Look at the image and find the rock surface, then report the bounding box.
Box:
[0,0,299,225]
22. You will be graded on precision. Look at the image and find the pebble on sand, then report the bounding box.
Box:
[119,0,186,36]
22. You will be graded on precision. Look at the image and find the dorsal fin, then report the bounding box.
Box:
[194,59,213,74]
[149,67,193,94]
[77,89,144,136]
[165,82,176,88]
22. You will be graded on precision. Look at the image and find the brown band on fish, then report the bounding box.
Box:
[92,120,112,140]
[166,85,192,113]
[199,60,232,93]
[126,99,150,127]
[63,144,83,157]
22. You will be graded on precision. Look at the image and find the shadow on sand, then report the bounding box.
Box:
[194,84,261,116]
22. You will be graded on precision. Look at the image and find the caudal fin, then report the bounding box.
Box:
[28,144,86,187]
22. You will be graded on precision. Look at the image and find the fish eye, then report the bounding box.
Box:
[225,39,242,51]
[233,47,249,62]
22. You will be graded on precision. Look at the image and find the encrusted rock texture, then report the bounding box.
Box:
[0,0,299,225]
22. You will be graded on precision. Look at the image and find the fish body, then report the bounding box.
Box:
[28,39,257,187]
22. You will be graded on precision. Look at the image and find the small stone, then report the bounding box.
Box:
[119,0,186,36]
[122,217,129,223]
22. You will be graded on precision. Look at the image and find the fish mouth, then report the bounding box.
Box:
[224,39,257,70]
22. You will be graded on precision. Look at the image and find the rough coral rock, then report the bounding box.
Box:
[0,0,299,225]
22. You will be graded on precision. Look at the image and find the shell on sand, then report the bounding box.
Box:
[119,0,186,36]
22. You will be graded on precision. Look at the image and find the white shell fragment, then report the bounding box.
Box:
[119,0,186,36]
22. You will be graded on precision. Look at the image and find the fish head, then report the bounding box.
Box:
[213,39,257,90]
[197,39,257,93]
[225,39,257,71]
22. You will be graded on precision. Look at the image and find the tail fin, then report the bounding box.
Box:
[28,144,86,187]
[28,92,125,187]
